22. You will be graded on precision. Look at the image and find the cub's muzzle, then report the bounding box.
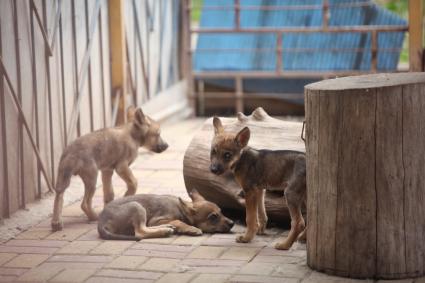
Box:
[210,164,224,175]
[154,142,168,153]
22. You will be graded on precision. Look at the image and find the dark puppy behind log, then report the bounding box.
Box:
[183,108,305,225]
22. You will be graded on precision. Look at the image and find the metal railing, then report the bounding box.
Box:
[182,0,409,115]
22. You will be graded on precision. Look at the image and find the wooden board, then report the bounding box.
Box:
[0,0,114,219]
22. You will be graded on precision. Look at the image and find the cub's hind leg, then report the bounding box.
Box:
[127,203,174,239]
[275,176,306,250]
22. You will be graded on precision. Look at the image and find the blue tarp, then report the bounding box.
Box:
[194,0,406,72]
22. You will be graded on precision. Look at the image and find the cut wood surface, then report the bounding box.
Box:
[183,107,305,225]
[305,72,425,279]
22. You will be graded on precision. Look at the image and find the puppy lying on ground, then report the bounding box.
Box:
[98,190,234,240]
[52,106,168,231]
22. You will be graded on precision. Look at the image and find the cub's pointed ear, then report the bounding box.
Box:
[235,127,250,148]
[179,197,196,215]
[133,108,149,127]
[126,106,137,122]
[189,189,205,202]
[213,116,224,135]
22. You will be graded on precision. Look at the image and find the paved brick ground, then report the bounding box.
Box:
[0,119,422,283]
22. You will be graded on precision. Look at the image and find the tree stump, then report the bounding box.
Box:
[183,107,305,225]
[305,72,425,279]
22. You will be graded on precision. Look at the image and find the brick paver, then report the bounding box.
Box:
[16,264,63,282]
[90,241,134,255]
[50,268,97,283]
[188,246,226,259]
[2,118,425,283]
[97,269,163,280]
[140,258,181,272]
[106,255,148,269]
[56,240,101,254]
[156,272,195,283]
[4,254,49,268]
[0,253,16,266]
[191,273,231,283]
[220,247,260,261]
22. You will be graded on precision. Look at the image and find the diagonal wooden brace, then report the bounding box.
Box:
[0,56,54,193]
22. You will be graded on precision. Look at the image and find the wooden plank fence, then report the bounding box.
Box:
[0,0,182,220]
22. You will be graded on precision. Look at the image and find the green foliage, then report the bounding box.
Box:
[381,0,408,18]
[191,0,203,22]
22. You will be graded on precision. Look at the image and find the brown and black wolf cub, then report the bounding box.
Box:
[209,117,306,249]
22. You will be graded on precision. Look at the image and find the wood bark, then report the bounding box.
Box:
[305,72,425,279]
[183,107,305,225]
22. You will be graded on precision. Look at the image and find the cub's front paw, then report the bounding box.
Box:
[160,224,177,231]
[186,227,203,236]
[164,227,175,236]
[257,222,267,235]
[51,221,63,232]
[275,239,292,250]
[236,233,252,243]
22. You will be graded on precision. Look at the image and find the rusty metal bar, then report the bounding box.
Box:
[234,0,240,30]
[193,70,399,79]
[0,56,54,193]
[322,0,329,30]
[67,0,101,139]
[276,32,283,73]
[192,91,303,100]
[371,30,378,72]
[191,25,408,34]
[191,47,402,53]
[235,76,243,113]
[189,2,376,11]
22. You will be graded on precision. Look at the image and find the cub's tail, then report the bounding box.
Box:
[55,155,80,193]
[97,222,140,241]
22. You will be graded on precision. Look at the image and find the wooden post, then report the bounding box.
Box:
[182,0,195,116]
[108,0,127,124]
[305,73,425,279]
[408,0,423,71]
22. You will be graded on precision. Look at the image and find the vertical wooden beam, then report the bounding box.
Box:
[322,0,329,31]
[108,0,127,124]
[276,32,283,73]
[234,0,240,30]
[408,0,423,71]
[198,79,205,116]
[371,30,378,72]
[182,0,195,115]
[235,76,243,113]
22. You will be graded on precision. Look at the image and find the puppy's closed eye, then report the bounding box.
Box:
[208,213,219,223]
